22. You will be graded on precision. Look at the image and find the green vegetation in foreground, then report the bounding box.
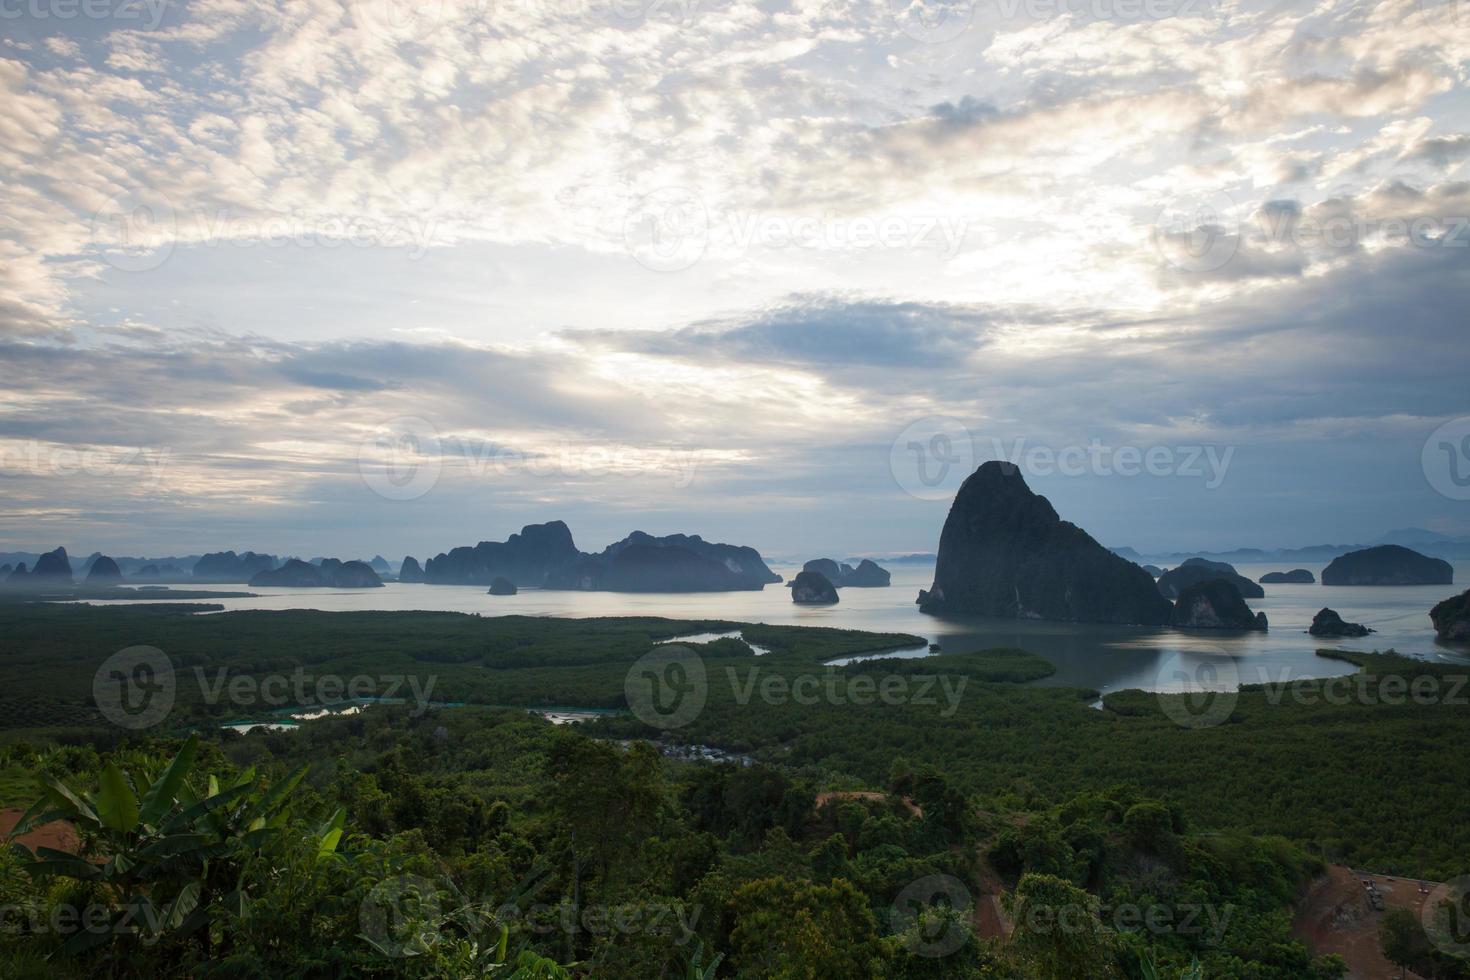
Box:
[2,705,1359,978]
[0,603,1466,977]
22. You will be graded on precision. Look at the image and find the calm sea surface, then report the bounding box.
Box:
[91,561,1470,695]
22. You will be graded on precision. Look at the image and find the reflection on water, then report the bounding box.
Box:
[660,629,773,655]
[97,560,1468,694]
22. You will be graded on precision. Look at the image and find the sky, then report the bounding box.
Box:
[1,0,1469,562]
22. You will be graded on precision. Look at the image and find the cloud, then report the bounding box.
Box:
[579,298,997,368]
[2,0,1470,554]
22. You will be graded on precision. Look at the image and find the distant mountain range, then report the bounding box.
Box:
[5,526,1466,588]
[1111,528,1470,565]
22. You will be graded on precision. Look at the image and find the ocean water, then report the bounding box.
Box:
[84,560,1470,696]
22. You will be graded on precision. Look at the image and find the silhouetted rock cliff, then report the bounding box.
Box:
[249,558,383,588]
[802,558,890,587]
[85,556,123,584]
[194,551,278,582]
[1308,607,1372,637]
[919,462,1173,625]
[601,532,780,588]
[1430,590,1470,642]
[1158,558,1265,599]
[845,559,890,587]
[424,522,581,586]
[790,570,839,604]
[398,556,424,583]
[1171,580,1268,631]
[545,542,749,592]
[1260,569,1315,584]
[488,576,517,595]
[1321,545,1453,586]
[31,547,73,581]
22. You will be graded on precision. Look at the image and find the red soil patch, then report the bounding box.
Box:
[1292,864,1436,979]
[1,807,80,854]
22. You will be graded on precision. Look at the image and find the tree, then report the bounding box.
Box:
[1006,872,1118,978]
[729,876,887,978]
[1380,908,1428,979]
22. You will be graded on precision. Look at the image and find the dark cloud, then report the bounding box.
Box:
[577,298,995,369]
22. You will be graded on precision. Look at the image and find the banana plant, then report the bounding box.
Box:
[359,874,575,977]
[1139,951,1204,980]
[5,733,339,957]
[683,939,724,979]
